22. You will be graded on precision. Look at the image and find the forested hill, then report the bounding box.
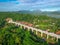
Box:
[0,12,60,45]
[0,12,60,32]
[18,10,60,15]
[17,10,60,18]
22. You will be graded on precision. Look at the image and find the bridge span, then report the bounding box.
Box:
[7,19,60,42]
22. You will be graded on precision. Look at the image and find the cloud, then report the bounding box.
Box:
[17,0,60,7]
[18,0,37,3]
[0,0,60,11]
[0,1,19,11]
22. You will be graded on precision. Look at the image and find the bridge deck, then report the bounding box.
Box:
[8,21,60,39]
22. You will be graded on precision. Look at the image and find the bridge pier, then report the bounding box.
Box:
[56,38,58,42]
[41,32,43,37]
[47,35,49,39]
[36,31,38,35]
[20,25,22,28]
[24,26,26,29]
[27,28,30,31]
[31,28,34,32]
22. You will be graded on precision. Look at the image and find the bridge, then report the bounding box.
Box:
[7,19,60,42]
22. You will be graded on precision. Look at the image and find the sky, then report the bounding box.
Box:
[0,0,60,11]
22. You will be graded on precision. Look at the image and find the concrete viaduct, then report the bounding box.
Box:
[7,19,60,42]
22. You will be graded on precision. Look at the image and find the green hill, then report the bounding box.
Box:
[0,12,60,45]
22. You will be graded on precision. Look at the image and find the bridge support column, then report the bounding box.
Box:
[24,26,26,29]
[41,32,43,37]
[56,38,58,42]
[28,28,30,31]
[47,35,49,39]
[20,25,22,28]
[36,31,37,35]
[32,29,33,32]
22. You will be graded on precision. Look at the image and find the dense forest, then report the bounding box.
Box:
[0,12,60,45]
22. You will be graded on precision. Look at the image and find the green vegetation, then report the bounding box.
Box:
[0,23,48,45]
[0,12,60,32]
[0,12,60,45]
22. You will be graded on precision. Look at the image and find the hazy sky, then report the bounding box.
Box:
[0,0,60,11]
